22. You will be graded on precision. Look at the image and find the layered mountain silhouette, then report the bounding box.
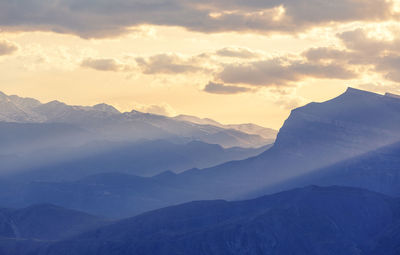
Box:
[0,87,400,254]
[19,186,400,255]
[1,87,400,218]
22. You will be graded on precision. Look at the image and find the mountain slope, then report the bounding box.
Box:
[248,140,400,198]
[38,186,400,255]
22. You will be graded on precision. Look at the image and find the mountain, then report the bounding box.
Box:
[174,114,277,140]
[6,140,271,181]
[0,91,272,148]
[0,204,107,240]
[0,92,44,122]
[35,186,400,255]
[151,87,400,199]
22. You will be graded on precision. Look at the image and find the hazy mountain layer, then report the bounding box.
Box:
[3,140,270,181]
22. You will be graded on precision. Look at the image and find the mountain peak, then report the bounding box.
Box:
[92,103,120,114]
[344,87,381,97]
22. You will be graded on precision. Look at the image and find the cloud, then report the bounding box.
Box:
[0,40,18,56]
[203,81,252,94]
[0,0,396,38]
[135,54,204,74]
[136,103,177,116]
[308,28,400,83]
[81,58,131,71]
[303,47,351,63]
[217,58,357,86]
[216,47,260,59]
[359,82,400,94]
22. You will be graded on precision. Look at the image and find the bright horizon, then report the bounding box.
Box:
[1,1,400,129]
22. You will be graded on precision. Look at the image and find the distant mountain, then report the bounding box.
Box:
[174,114,277,140]
[36,186,400,255]
[0,204,107,240]
[0,91,272,148]
[6,140,271,181]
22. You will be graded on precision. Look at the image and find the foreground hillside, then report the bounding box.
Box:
[33,186,400,255]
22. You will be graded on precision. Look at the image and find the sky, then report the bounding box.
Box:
[1,0,400,129]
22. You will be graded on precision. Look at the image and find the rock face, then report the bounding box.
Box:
[37,186,400,255]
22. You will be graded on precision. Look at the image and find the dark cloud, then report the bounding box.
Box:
[216,47,260,59]
[81,58,127,71]
[302,28,400,85]
[136,54,204,74]
[303,47,351,63]
[218,58,357,86]
[359,82,400,94]
[0,0,395,38]
[376,56,400,82]
[0,40,18,56]
[204,81,252,94]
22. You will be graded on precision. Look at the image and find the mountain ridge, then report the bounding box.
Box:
[0,91,274,148]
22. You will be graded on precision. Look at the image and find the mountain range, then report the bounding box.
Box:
[0,87,399,218]
[0,91,276,149]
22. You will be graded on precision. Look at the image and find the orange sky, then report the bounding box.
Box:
[1,1,400,129]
